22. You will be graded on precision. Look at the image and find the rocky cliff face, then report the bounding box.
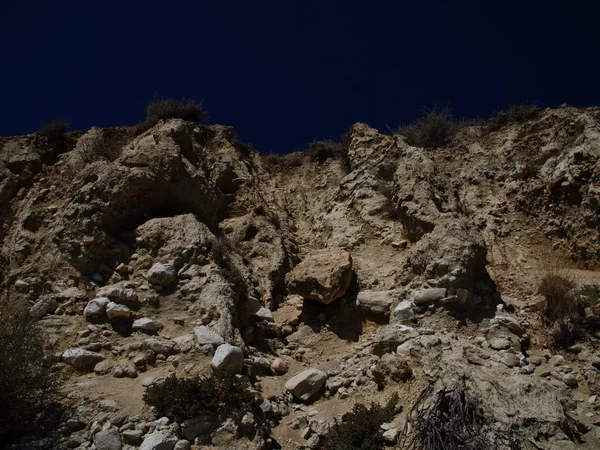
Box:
[1,105,599,449]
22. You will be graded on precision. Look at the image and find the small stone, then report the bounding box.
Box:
[271,358,288,375]
[563,373,578,388]
[392,300,415,322]
[255,307,274,322]
[139,430,178,450]
[94,360,114,375]
[173,441,191,450]
[193,326,225,346]
[488,338,511,351]
[412,288,447,305]
[15,279,30,293]
[93,428,122,450]
[500,353,519,368]
[106,302,132,321]
[132,318,163,333]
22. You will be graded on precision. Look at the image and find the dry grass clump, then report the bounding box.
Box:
[0,297,62,443]
[323,393,401,450]
[484,104,540,133]
[538,274,600,347]
[137,98,207,134]
[398,107,458,149]
[400,383,520,450]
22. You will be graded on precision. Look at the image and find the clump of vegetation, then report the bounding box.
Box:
[309,140,343,164]
[484,104,540,133]
[137,98,207,134]
[400,383,520,450]
[143,370,255,422]
[262,151,306,168]
[37,119,73,157]
[538,274,600,348]
[323,393,401,450]
[78,127,135,163]
[0,297,62,444]
[398,107,458,149]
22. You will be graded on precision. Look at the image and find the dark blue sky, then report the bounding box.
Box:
[1,0,599,153]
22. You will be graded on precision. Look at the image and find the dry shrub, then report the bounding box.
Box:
[309,140,343,164]
[0,297,61,443]
[38,119,73,158]
[398,107,457,149]
[400,383,520,450]
[323,393,401,450]
[262,151,306,168]
[537,273,596,347]
[79,127,135,163]
[137,98,207,134]
[143,369,255,422]
[485,104,540,133]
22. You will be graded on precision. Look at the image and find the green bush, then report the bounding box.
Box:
[323,393,401,450]
[0,298,61,443]
[137,99,207,134]
[143,370,255,422]
[485,104,540,133]
[398,107,457,149]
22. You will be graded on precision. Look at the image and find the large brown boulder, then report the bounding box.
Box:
[285,248,353,304]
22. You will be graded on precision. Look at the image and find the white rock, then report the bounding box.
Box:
[488,337,511,351]
[148,263,177,287]
[271,358,288,375]
[193,326,224,346]
[285,368,327,401]
[211,344,244,374]
[255,307,274,322]
[106,302,132,321]
[133,317,163,333]
[98,286,138,303]
[62,348,105,372]
[139,430,178,450]
[84,297,110,319]
[392,300,415,322]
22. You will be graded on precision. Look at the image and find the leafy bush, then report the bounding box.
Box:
[0,297,61,443]
[398,107,458,149]
[485,104,540,133]
[143,370,255,422]
[400,383,520,450]
[137,98,207,134]
[323,393,401,450]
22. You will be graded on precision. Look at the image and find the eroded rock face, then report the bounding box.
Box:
[285,248,353,304]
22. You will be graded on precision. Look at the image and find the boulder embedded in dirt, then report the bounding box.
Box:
[132,317,163,333]
[193,325,225,346]
[285,248,353,304]
[211,343,244,374]
[29,296,57,320]
[62,348,105,372]
[285,368,327,401]
[412,288,447,305]
[357,290,395,315]
[148,263,177,287]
